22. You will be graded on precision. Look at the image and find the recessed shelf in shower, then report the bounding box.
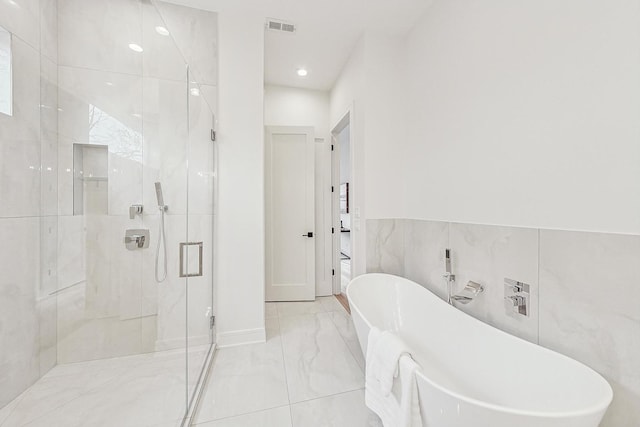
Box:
[73,143,108,216]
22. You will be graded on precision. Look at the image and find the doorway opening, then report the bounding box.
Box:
[331,112,352,301]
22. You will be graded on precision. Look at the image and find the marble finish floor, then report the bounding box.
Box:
[193,296,381,427]
[0,347,209,427]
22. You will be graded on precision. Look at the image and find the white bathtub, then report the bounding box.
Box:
[347,273,612,427]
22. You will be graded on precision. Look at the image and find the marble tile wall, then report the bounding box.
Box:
[366,218,640,425]
[54,0,217,366]
[0,0,59,408]
[1,0,217,410]
[539,230,640,427]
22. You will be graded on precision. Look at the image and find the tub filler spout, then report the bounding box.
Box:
[451,280,484,305]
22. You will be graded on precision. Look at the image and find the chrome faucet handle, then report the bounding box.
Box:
[124,229,150,250]
[505,278,526,293]
[129,204,143,219]
[505,295,524,306]
[124,234,147,248]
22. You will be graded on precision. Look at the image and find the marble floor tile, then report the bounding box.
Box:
[193,319,289,423]
[195,406,292,427]
[344,339,366,372]
[279,313,364,403]
[276,300,325,317]
[2,299,371,427]
[0,348,205,427]
[0,393,25,426]
[327,310,357,342]
[327,309,365,371]
[290,390,382,427]
[318,296,345,313]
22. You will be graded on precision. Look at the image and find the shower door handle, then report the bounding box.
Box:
[179,242,203,277]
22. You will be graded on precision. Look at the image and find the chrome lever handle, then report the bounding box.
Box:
[504,295,524,306]
[124,235,145,248]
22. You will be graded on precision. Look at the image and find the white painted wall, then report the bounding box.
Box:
[330,38,366,277]
[215,11,266,346]
[329,33,408,277]
[264,85,329,132]
[402,0,640,234]
[333,0,640,237]
[361,33,407,221]
[264,85,333,296]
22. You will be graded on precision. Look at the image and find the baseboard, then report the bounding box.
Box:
[217,327,266,348]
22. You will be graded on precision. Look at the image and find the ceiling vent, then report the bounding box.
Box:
[266,19,296,34]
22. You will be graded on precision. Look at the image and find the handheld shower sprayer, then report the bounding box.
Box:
[155,182,168,283]
[155,182,165,209]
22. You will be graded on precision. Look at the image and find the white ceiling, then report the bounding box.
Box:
[164,0,431,91]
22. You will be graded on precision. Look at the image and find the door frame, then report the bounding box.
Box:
[330,110,353,295]
[265,126,316,301]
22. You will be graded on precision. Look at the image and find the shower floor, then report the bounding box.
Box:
[0,346,209,427]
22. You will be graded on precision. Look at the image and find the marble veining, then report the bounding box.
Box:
[366,218,404,276]
[58,0,143,74]
[194,297,377,427]
[279,311,364,403]
[154,1,218,86]
[0,0,40,50]
[403,219,449,301]
[0,347,208,427]
[449,222,539,344]
[539,230,640,427]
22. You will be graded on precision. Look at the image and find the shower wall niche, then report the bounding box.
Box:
[73,144,108,215]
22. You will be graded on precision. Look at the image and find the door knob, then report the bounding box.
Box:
[302,232,314,238]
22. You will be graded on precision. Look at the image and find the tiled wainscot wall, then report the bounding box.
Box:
[366,219,640,427]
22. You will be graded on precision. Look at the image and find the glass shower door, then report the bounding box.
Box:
[184,71,216,407]
[53,0,194,423]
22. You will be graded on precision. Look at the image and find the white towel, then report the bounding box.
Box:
[367,328,411,396]
[365,327,423,427]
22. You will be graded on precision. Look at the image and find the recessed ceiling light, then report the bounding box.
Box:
[105,81,114,86]
[128,43,143,53]
[190,87,200,97]
[155,26,170,36]
[297,68,308,77]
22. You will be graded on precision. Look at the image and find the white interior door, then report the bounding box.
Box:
[266,126,315,301]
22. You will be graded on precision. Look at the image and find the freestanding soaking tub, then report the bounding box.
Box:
[347,273,612,427]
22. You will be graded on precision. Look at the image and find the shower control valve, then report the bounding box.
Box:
[129,204,143,219]
[124,229,150,250]
[504,278,530,317]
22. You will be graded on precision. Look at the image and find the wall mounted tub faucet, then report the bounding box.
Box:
[451,281,484,304]
[443,249,484,305]
[443,248,456,304]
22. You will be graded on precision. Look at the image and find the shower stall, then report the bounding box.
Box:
[0,0,217,425]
